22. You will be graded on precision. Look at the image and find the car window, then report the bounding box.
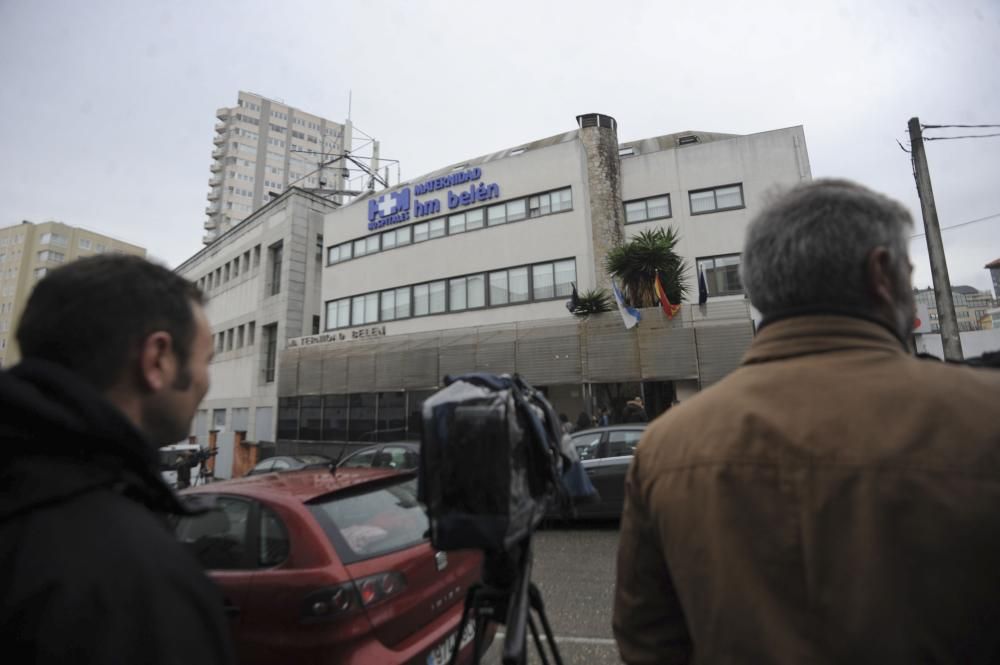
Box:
[271,458,291,471]
[308,477,428,564]
[250,458,275,474]
[607,430,643,458]
[259,506,290,567]
[380,446,417,469]
[571,432,603,460]
[175,496,252,570]
[341,449,378,468]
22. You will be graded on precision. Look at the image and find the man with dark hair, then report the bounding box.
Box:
[0,255,233,664]
[613,180,1000,664]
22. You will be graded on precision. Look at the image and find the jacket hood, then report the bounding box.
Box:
[0,358,189,521]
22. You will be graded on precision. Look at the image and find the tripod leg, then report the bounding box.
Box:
[528,584,564,665]
[527,615,551,665]
[449,586,477,665]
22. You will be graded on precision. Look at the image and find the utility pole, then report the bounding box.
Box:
[907,117,963,361]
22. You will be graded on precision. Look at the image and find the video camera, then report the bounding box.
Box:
[418,373,595,665]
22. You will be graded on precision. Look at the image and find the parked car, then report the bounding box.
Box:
[562,425,647,519]
[175,468,491,665]
[337,441,420,471]
[246,454,332,476]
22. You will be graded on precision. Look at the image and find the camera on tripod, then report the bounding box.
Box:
[419,373,596,665]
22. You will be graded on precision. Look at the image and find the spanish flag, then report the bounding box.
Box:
[654,272,681,319]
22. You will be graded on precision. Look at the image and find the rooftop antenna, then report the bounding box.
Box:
[347,90,352,121]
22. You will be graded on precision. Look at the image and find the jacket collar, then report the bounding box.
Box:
[742,314,910,366]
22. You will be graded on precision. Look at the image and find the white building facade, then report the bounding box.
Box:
[177,188,338,477]
[273,115,811,454]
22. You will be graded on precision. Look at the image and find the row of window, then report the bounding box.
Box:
[327,187,573,267]
[0,234,25,246]
[197,245,261,293]
[215,321,256,354]
[623,183,745,224]
[325,259,576,330]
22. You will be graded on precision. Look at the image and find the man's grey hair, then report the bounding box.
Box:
[741,179,914,318]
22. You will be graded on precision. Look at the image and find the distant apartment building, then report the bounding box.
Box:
[205,91,347,244]
[0,220,145,368]
[914,286,997,333]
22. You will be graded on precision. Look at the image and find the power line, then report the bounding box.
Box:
[922,123,1000,129]
[910,211,1000,237]
[923,133,1000,141]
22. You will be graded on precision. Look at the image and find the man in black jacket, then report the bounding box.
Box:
[0,255,233,664]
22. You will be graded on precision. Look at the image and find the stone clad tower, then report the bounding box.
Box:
[577,113,625,292]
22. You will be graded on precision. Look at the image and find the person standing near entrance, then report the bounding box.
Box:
[613,179,1000,664]
[621,397,647,423]
[0,255,233,664]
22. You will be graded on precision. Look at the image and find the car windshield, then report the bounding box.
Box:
[572,432,602,460]
[308,477,428,564]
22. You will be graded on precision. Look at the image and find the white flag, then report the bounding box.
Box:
[611,279,641,329]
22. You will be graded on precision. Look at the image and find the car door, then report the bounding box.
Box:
[599,428,644,516]
[571,431,608,517]
[174,495,256,640]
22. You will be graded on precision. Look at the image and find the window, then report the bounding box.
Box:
[689,184,744,214]
[450,274,485,311]
[326,299,350,329]
[39,232,68,247]
[607,430,643,457]
[253,245,261,268]
[506,199,527,222]
[226,329,234,351]
[532,264,555,300]
[224,263,230,283]
[232,256,240,277]
[551,188,572,212]
[697,254,744,297]
[237,325,245,348]
[413,222,429,243]
[351,293,379,326]
[262,323,278,382]
[624,195,671,223]
[174,497,252,570]
[259,507,290,567]
[413,284,429,316]
[448,213,466,234]
[248,321,255,346]
[268,242,283,295]
[466,208,484,230]
[429,218,446,239]
[327,243,352,265]
[380,287,411,322]
[37,250,65,263]
[79,238,91,250]
[487,204,506,227]
[312,315,320,335]
[429,280,446,313]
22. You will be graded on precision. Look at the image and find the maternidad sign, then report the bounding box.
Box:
[287,325,387,348]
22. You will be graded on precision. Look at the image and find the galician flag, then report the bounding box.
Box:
[611,279,641,330]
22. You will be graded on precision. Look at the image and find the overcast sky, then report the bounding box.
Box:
[1,0,997,291]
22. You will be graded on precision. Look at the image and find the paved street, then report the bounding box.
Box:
[480,520,623,665]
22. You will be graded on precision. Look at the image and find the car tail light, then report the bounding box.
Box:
[354,571,406,607]
[300,572,406,622]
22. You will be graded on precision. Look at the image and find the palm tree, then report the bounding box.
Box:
[606,227,688,307]
[570,288,613,316]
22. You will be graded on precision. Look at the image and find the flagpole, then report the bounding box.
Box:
[691,308,704,390]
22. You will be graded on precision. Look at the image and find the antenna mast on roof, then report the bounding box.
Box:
[287,93,399,206]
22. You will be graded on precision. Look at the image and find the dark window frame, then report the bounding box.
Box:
[623,194,672,224]
[696,253,745,298]
[688,183,745,215]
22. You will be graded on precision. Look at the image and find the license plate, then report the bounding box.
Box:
[426,620,476,665]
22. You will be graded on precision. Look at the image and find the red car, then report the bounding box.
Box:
[175,468,490,664]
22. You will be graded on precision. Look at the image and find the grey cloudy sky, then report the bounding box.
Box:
[1,0,997,291]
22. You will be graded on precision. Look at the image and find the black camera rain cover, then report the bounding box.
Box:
[419,374,561,552]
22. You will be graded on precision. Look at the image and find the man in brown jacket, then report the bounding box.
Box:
[613,179,1000,664]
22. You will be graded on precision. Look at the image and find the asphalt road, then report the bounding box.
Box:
[479,520,623,665]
